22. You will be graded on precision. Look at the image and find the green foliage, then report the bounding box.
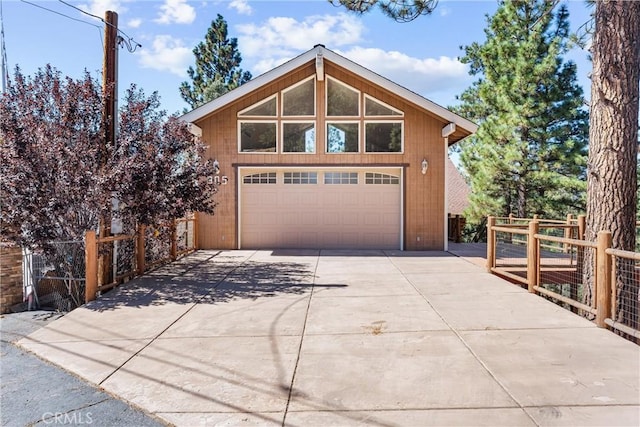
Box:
[180,14,252,109]
[329,0,437,22]
[454,0,588,222]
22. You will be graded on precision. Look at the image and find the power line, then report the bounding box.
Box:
[1,0,8,92]
[19,0,102,30]
[57,0,141,53]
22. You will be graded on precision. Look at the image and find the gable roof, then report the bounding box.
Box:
[180,45,477,144]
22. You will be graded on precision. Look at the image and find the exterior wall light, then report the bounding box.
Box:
[421,158,429,175]
[213,159,220,175]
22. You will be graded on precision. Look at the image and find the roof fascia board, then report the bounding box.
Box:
[320,49,477,134]
[181,46,477,135]
[180,48,319,124]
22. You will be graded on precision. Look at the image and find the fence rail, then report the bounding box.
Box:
[487,215,639,342]
[85,215,197,304]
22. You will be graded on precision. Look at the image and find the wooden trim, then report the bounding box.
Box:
[232,162,410,168]
[491,267,527,285]
[84,230,97,303]
[534,285,597,315]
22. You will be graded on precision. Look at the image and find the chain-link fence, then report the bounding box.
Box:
[609,252,640,340]
[493,226,529,284]
[535,224,583,310]
[145,222,173,269]
[23,241,86,312]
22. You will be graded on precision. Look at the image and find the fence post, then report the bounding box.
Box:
[563,214,573,252]
[171,219,177,260]
[595,231,612,328]
[577,214,586,240]
[527,220,539,293]
[85,230,98,303]
[137,224,146,275]
[486,216,496,273]
[193,213,199,249]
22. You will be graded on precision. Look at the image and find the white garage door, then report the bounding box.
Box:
[240,168,402,249]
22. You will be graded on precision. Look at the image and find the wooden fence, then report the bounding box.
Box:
[84,215,197,303]
[487,215,639,340]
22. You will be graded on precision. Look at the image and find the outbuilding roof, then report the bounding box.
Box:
[447,158,471,215]
[180,45,477,144]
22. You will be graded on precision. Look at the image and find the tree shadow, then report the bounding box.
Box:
[85,252,345,312]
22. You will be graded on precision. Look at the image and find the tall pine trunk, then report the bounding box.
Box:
[584,1,639,328]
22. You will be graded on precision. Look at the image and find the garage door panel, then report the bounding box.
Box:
[323,212,340,226]
[363,213,381,226]
[241,169,401,249]
[342,213,359,226]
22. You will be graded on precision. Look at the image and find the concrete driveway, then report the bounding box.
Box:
[18,250,640,426]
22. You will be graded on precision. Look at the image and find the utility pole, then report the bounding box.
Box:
[103,10,118,169]
[99,11,119,287]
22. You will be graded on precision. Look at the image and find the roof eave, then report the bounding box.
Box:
[180,46,478,137]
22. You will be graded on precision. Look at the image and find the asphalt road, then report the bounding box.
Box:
[0,310,166,427]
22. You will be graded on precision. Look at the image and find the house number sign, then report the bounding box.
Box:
[213,175,229,185]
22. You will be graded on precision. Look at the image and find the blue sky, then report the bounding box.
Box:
[2,0,593,116]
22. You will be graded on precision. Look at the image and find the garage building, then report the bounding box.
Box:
[181,45,476,251]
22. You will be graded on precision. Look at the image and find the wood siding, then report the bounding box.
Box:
[195,61,449,250]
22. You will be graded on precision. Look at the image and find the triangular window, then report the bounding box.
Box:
[282,77,315,116]
[364,95,403,117]
[326,77,360,117]
[238,95,277,117]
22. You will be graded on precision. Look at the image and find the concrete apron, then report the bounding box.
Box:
[18,250,640,426]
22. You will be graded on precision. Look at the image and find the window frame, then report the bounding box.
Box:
[325,121,361,154]
[242,172,277,184]
[281,76,316,118]
[325,76,361,118]
[363,120,404,154]
[281,120,317,154]
[237,120,279,154]
[283,171,318,184]
[323,171,359,185]
[363,94,404,117]
[365,172,400,185]
[237,94,278,118]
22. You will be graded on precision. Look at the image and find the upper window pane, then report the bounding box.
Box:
[282,79,315,116]
[238,96,277,117]
[365,96,403,116]
[283,122,315,153]
[365,122,402,153]
[284,172,318,184]
[327,123,359,153]
[327,78,359,117]
[240,122,277,152]
[243,172,276,184]
[365,172,400,184]
[324,172,358,184]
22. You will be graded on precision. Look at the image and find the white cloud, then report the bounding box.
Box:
[439,7,451,17]
[126,18,142,28]
[229,0,253,15]
[235,13,469,101]
[237,14,365,67]
[338,47,470,97]
[155,0,196,25]
[79,0,128,16]
[138,35,192,76]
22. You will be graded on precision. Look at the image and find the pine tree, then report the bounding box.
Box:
[453,0,588,221]
[180,14,252,109]
[583,1,639,326]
